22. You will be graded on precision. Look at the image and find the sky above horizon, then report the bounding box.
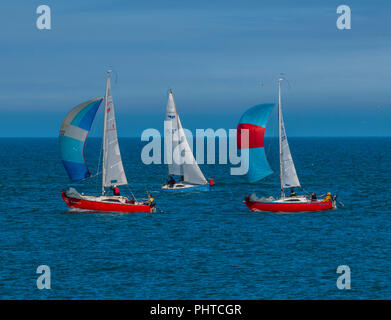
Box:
[0,0,390,137]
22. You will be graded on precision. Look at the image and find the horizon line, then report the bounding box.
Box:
[1,136,391,139]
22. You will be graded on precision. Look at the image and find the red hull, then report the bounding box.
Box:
[244,198,334,213]
[61,191,154,213]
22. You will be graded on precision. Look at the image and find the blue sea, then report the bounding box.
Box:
[1,137,391,299]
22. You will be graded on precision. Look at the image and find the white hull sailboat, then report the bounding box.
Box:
[162,90,213,192]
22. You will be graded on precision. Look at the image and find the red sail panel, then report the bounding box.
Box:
[237,123,265,149]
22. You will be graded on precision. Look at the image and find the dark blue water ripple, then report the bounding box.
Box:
[0,137,390,299]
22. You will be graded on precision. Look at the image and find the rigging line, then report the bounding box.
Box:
[89,171,101,178]
[126,184,137,201]
[301,186,311,195]
[144,184,151,195]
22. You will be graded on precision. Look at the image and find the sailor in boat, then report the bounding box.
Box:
[323,192,332,202]
[148,194,155,203]
[290,189,297,197]
[167,176,176,188]
[110,185,120,196]
[310,192,317,201]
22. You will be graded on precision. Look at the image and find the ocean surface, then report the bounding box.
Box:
[1,137,391,299]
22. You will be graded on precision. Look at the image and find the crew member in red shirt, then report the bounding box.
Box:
[111,185,120,196]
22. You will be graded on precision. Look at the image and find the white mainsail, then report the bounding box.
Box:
[165,91,183,176]
[164,91,208,185]
[278,78,300,195]
[102,71,128,191]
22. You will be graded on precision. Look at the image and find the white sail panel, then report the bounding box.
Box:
[164,91,183,176]
[102,72,128,188]
[279,103,300,189]
[176,116,208,185]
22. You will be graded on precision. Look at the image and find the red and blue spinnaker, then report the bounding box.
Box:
[59,97,103,181]
[237,103,275,183]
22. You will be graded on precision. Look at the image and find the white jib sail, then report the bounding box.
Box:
[102,71,128,189]
[177,116,208,185]
[165,91,207,185]
[278,79,300,190]
[280,113,300,189]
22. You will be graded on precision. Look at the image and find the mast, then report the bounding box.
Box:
[278,78,285,199]
[102,70,111,194]
[169,89,176,176]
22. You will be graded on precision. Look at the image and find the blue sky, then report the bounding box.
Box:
[0,0,390,136]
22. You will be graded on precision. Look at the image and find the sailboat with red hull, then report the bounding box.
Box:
[59,71,155,213]
[244,195,335,213]
[240,78,336,213]
[61,190,154,213]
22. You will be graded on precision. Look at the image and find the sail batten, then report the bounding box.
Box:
[59,98,103,181]
[102,72,128,189]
